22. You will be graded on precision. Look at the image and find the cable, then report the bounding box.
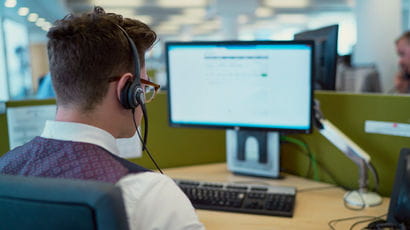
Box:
[140,103,148,150]
[132,108,163,174]
[281,135,355,191]
[328,215,379,230]
[280,135,319,181]
[349,214,387,230]
[280,136,312,178]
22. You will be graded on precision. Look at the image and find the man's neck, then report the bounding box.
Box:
[55,105,120,138]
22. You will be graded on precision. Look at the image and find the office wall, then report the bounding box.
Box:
[353,0,401,92]
[0,16,9,101]
[29,43,49,92]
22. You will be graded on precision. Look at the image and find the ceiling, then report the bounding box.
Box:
[1,0,354,42]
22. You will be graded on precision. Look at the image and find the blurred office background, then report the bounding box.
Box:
[0,0,408,101]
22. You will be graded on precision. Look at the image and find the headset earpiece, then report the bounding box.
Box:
[120,80,145,110]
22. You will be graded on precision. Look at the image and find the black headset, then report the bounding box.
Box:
[115,25,145,110]
[115,24,163,174]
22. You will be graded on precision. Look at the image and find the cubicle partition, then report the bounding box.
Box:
[0,92,409,196]
[0,97,226,169]
[282,92,410,196]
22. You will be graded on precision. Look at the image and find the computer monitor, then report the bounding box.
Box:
[386,148,410,228]
[166,41,314,177]
[294,24,338,90]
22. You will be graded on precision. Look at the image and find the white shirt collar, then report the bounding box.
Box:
[41,120,120,155]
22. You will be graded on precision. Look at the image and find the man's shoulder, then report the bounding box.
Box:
[118,172,173,186]
[116,172,178,194]
[2,137,43,157]
[0,137,44,173]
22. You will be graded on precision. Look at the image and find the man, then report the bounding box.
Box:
[0,7,204,230]
[394,32,410,93]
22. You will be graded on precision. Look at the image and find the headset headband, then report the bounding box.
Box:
[115,24,142,88]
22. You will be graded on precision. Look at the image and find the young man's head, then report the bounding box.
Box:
[396,31,410,75]
[47,7,157,137]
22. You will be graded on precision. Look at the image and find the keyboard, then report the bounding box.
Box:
[175,179,296,217]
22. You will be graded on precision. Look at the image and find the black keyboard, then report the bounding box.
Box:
[175,179,296,217]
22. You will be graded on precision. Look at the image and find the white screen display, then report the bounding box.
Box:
[166,42,313,131]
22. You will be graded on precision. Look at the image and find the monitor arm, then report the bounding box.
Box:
[313,100,381,207]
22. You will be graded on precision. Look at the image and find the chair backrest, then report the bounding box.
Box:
[336,64,381,93]
[0,174,129,230]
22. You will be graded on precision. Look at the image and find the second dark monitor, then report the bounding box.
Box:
[294,24,339,90]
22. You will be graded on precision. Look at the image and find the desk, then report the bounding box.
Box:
[165,163,389,230]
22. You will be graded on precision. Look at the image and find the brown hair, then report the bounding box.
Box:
[47,6,157,111]
[396,31,410,45]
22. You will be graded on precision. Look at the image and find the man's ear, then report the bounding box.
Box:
[116,73,133,100]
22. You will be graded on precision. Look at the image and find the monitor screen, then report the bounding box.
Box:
[387,148,410,228]
[294,25,338,90]
[166,41,314,133]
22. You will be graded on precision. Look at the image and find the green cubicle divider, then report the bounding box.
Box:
[0,97,226,169]
[129,93,226,169]
[281,91,410,196]
[0,92,409,196]
[0,102,7,156]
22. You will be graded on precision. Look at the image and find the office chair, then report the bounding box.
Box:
[0,174,129,230]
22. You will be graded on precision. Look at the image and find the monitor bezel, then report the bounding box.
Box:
[165,40,315,134]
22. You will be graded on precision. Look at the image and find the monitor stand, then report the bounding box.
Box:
[226,129,280,178]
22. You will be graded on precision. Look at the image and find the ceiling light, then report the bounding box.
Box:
[42,22,53,31]
[42,26,50,32]
[95,0,144,7]
[28,13,39,22]
[238,15,249,24]
[264,0,309,8]
[277,14,307,24]
[4,0,17,8]
[255,7,274,18]
[136,15,152,24]
[18,7,30,16]
[158,0,207,8]
[105,8,135,18]
[347,0,355,7]
[183,8,207,17]
[195,21,220,31]
[103,8,152,24]
[35,18,46,27]
[169,15,203,25]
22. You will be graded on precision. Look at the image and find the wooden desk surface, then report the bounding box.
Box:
[165,163,389,230]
